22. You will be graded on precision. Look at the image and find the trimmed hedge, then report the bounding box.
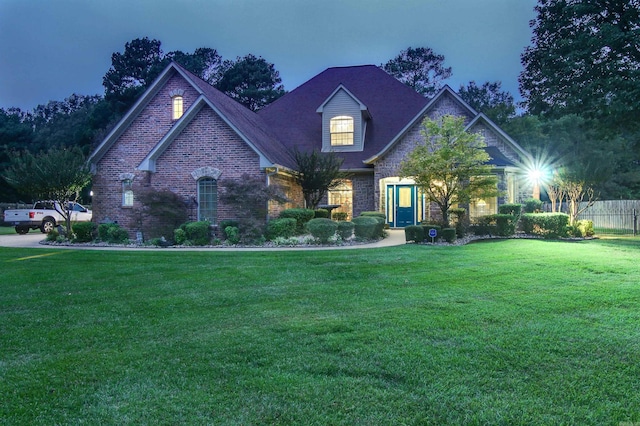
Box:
[332,212,348,221]
[183,221,212,246]
[521,213,569,238]
[266,217,297,240]
[352,216,380,240]
[314,209,329,218]
[98,223,129,244]
[337,221,355,240]
[72,222,97,243]
[306,218,338,243]
[523,198,543,213]
[442,228,457,243]
[279,208,316,234]
[499,204,522,216]
[404,225,424,243]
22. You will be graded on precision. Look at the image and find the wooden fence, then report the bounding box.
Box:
[576,200,639,236]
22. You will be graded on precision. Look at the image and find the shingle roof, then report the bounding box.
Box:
[258,65,430,169]
[173,63,293,168]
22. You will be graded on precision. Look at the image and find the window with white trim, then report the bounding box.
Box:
[122,179,134,207]
[330,116,354,146]
[172,95,184,120]
[197,177,217,223]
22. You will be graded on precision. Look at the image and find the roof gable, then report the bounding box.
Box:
[89,62,291,170]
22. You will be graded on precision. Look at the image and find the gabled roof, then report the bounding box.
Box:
[316,84,371,119]
[258,65,429,169]
[363,85,478,164]
[465,113,531,163]
[89,62,291,170]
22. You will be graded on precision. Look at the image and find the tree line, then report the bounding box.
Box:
[2,0,639,203]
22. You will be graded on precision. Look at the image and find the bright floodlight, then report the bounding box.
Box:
[528,168,543,182]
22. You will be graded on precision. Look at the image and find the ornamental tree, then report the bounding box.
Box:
[399,115,499,227]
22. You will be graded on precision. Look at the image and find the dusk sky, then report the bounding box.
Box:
[0,0,538,111]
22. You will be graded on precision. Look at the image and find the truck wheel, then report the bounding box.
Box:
[41,218,55,234]
[15,226,29,235]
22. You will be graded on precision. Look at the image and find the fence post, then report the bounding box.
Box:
[634,208,637,237]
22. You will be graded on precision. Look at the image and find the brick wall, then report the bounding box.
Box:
[93,73,265,236]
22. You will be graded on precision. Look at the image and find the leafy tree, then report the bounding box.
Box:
[519,0,640,130]
[219,173,288,243]
[166,47,222,85]
[215,54,286,111]
[458,81,516,125]
[2,146,91,235]
[0,108,34,200]
[290,148,346,210]
[103,37,165,112]
[382,46,452,97]
[399,115,499,227]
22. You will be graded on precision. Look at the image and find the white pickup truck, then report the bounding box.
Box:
[3,201,92,234]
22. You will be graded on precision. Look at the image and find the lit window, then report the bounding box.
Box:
[328,181,353,219]
[122,179,133,207]
[330,116,354,146]
[172,95,184,120]
[198,177,217,223]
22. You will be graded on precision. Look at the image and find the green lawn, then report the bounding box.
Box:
[2,239,639,425]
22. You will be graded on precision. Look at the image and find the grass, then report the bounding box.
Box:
[1,238,640,424]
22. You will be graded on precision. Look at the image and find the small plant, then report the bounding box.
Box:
[336,221,355,240]
[183,221,211,246]
[306,218,338,243]
[265,218,297,240]
[523,198,543,213]
[46,229,60,242]
[225,226,240,245]
[279,208,316,234]
[404,225,424,243]
[72,222,97,243]
[98,223,130,244]
[174,228,187,245]
[352,216,380,240]
[332,212,348,221]
[441,228,457,243]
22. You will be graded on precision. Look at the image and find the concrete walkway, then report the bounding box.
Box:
[0,229,406,251]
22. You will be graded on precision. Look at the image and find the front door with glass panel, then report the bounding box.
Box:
[386,184,417,228]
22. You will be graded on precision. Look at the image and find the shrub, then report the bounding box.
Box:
[184,221,211,246]
[404,225,424,243]
[577,219,594,237]
[174,228,187,245]
[314,208,329,218]
[46,228,59,242]
[279,208,316,234]
[98,223,129,244]
[492,214,517,236]
[523,198,543,213]
[358,214,385,238]
[225,226,240,245]
[72,222,97,243]
[521,213,569,238]
[218,219,239,233]
[134,187,188,241]
[266,218,297,240]
[332,212,348,221]
[306,218,338,243]
[470,216,497,236]
[352,216,380,240]
[442,228,457,243]
[337,221,355,240]
[360,211,386,221]
[499,204,522,216]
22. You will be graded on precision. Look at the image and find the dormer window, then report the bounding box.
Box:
[330,116,354,146]
[172,95,184,120]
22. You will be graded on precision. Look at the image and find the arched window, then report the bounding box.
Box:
[172,95,184,120]
[330,116,354,146]
[197,177,217,223]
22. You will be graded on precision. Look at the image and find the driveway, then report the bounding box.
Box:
[0,229,406,251]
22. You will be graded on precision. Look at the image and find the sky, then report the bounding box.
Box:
[0,0,538,111]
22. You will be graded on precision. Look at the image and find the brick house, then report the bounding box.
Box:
[89,62,532,234]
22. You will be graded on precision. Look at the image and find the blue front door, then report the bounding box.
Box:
[395,185,415,227]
